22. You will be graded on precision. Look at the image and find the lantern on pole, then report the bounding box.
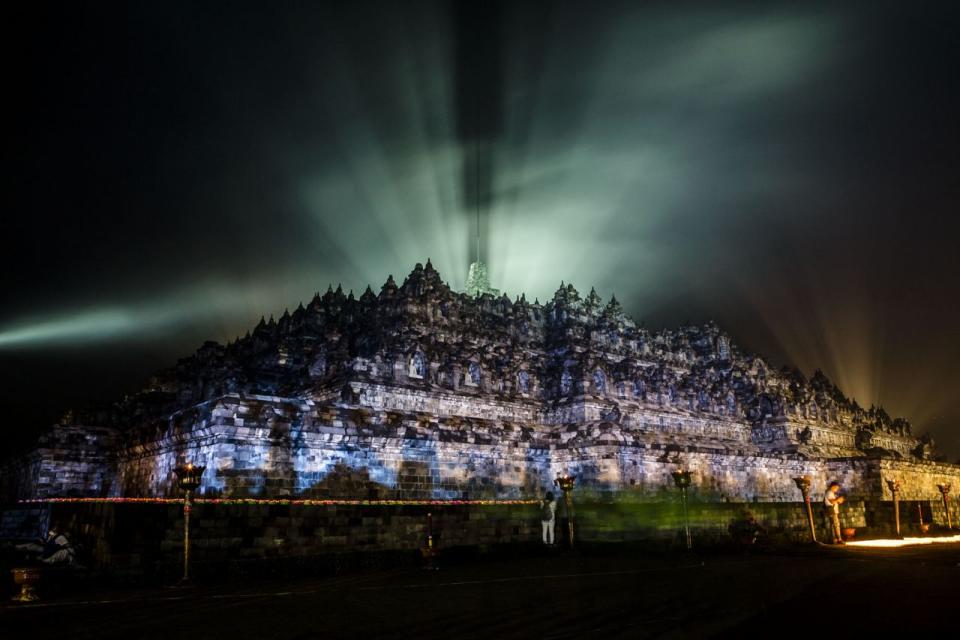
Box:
[886,479,902,538]
[420,511,438,570]
[554,473,576,547]
[174,462,205,583]
[936,483,953,530]
[671,469,693,550]
[793,475,817,543]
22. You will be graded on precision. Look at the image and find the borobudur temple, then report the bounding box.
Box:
[3,261,958,510]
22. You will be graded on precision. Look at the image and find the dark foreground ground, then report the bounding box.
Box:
[2,542,958,639]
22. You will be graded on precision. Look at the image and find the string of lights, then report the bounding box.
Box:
[19,497,539,506]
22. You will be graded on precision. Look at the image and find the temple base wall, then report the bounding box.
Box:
[6,418,960,518]
[4,398,958,527]
[2,498,954,579]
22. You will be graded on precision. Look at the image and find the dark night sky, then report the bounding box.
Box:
[2,1,958,459]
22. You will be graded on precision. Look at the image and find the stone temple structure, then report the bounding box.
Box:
[3,261,958,512]
[464,260,499,298]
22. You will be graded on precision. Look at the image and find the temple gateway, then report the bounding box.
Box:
[2,261,958,520]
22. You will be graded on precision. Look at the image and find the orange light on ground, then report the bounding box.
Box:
[845,534,960,548]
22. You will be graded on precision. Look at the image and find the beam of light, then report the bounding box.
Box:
[287,4,842,305]
[725,251,887,402]
[487,6,840,303]
[0,301,210,349]
[2,7,844,347]
[0,310,139,348]
[845,534,960,548]
[0,274,345,350]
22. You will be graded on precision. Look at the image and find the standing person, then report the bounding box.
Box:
[823,481,846,544]
[540,491,557,545]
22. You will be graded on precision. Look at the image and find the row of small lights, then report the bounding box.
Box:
[18,497,540,506]
[19,466,576,508]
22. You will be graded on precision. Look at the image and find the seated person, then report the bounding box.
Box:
[729,510,766,545]
[16,524,77,566]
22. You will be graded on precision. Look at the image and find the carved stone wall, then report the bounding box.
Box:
[9,392,958,515]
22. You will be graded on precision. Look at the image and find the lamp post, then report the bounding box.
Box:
[174,462,205,583]
[793,476,817,543]
[886,479,902,538]
[671,470,693,550]
[554,473,576,548]
[936,483,952,530]
[420,511,438,570]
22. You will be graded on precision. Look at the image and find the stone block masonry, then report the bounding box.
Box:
[13,501,537,576]
[5,494,950,578]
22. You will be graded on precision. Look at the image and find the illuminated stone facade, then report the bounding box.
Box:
[4,261,959,510]
[464,260,499,297]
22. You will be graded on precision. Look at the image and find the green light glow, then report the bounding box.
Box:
[0,310,136,347]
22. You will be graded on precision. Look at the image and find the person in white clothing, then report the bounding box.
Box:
[540,491,557,545]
